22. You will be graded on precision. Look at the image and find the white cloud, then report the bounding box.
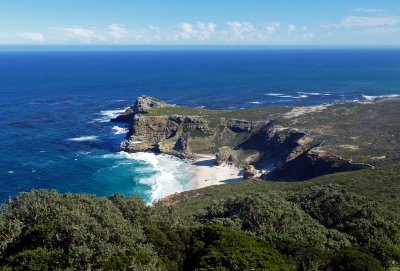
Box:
[58,24,129,43]
[302,26,314,39]
[339,16,400,28]
[18,32,45,42]
[226,21,255,39]
[265,22,280,35]
[288,24,296,32]
[351,8,384,13]
[303,32,315,39]
[366,27,398,33]
[108,23,126,40]
[60,27,105,43]
[221,21,268,42]
[176,21,216,41]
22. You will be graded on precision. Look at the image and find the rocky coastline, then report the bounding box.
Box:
[112,95,399,182]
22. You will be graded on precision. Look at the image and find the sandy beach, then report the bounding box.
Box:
[189,155,243,190]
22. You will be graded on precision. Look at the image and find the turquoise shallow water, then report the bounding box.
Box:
[0,49,399,203]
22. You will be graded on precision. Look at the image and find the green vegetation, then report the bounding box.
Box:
[1,162,400,270]
[146,98,400,166]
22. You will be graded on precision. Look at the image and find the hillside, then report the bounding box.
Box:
[112,96,400,181]
[1,162,399,270]
[1,96,399,270]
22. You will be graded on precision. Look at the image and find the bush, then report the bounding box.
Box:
[184,225,295,271]
[0,190,151,270]
[201,193,350,250]
[289,184,400,247]
[144,225,192,270]
[329,248,384,271]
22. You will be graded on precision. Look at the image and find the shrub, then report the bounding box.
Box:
[184,225,295,271]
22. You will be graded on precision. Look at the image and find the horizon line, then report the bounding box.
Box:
[1,44,400,52]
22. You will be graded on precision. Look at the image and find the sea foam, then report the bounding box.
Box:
[67,136,99,141]
[112,126,128,135]
[102,152,193,203]
[92,109,125,123]
[362,94,400,101]
[265,92,285,96]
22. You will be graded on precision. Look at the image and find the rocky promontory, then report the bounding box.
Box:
[112,95,400,181]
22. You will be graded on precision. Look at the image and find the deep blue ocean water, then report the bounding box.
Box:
[1,49,399,203]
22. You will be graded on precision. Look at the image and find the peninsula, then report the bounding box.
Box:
[111,95,400,185]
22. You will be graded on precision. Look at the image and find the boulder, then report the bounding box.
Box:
[228,119,253,133]
[243,165,257,179]
[215,146,232,166]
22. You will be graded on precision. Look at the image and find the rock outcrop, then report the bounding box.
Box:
[243,165,257,179]
[111,95,173,124]
[112,95,384,182]
[228,119,255,133]
[113,97,211,158]
[215,146,232,166]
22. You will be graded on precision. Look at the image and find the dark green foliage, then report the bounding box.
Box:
[1,163,400,270]
[108,194,150,225]
[6,247,61,271]
[144,225,192,270]
[200,193,350,250]
[184,225,295,271]
[329,249,384,271]
[289,184,400,247]
[0,190,152,270]
[98,249,162,271]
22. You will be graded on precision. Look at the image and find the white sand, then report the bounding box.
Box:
[283,104,330,119]
[189,155,243,190]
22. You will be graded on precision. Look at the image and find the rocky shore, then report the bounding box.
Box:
[112,95,400,184]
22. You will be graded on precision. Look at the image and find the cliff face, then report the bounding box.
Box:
[112,96,211,157]
[111,96,398,181]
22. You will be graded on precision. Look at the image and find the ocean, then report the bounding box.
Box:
[1,49,399,203]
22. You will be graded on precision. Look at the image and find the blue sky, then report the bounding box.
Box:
[1,0,400,46]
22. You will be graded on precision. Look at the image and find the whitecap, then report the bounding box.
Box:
[298,92,331,96]
[249,101,261,104]
[362,94,400,101]
[265,93,285,96]
[92,109,125,123]
[67,136,99,142]
[298,94,309,98]
[112,126,128,135]
[101,151,193,203]
[279,95,295,98]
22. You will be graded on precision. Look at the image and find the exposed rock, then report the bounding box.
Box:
[215,146,232,166]
[243,165,257,179]
[263,148,371,181]
[134,95,173,114]
[114,97,210,158]
[111,95,394,182]
[111,96,173,123]
[228,119,253,132]
[228,119,269,133]
[283,104,330,119]
[169,115,209,131]
[110,108,134,124]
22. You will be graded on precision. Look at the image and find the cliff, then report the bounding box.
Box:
[112,95,400,181]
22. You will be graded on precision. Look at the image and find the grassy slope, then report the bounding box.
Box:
[147,98,400,165]
[172,161,400,215]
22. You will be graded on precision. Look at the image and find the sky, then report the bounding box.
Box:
[1,0,400,46]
